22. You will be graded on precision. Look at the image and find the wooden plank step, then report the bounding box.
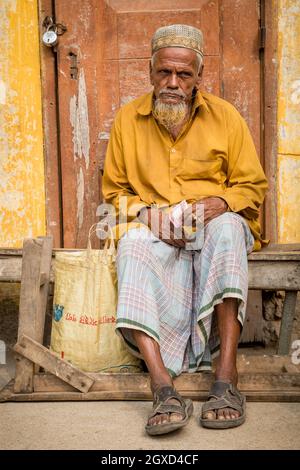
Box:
[31,371,300,394]
[1,377,299,402]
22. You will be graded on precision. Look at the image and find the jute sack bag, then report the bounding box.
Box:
[50,224,142,372]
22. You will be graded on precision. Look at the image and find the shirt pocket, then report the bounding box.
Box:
[178,157,222,183]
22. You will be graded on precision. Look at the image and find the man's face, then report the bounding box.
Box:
[150,47,202,104]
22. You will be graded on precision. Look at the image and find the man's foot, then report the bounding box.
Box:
[145,385,193,435]
[148,383,183,428]
[203,369,240,421]
[200,380,246,429]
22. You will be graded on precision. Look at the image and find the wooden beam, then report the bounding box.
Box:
[1,374,299,403]
[0,256,22,282]
[2,390,299,402]
[241,290,263,343]
[1,243,300,257]
[38,0,62,247]
[278,291,298,355]
[14,237,53,393]
[248,261,300,290]
[1,247,300,286]
[31,369,299,393]
[263,0,278,242]
[14,335,94,393]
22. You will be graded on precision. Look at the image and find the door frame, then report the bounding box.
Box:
[261,0,278,243]
[39,0,62,247]
[38,0,278,247]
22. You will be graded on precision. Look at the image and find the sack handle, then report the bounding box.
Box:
[87,222,116,255]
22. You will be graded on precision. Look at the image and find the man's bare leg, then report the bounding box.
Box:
[203,297,241,421]
[132,330,183,427]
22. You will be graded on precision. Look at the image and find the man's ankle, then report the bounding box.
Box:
[215,367,238,386]
[150,378,173,393]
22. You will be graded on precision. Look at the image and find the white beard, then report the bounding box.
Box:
[152,99,189,132]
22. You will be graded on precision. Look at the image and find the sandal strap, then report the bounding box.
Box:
[148,403,186,420]
[210,380,243,400]
[153,385,184,404]
[202,381,244,415]
[148,386,186,420]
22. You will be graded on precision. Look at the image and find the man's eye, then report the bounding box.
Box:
[179,72,192,78]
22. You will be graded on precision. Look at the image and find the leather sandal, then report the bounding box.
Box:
[200,380,246,429]
[145,385,193,436]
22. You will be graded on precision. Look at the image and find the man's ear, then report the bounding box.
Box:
[195,64,204,90]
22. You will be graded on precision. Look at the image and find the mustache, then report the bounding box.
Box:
[158,88,186,99]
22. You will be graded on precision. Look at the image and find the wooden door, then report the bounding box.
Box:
[54,0,261,248]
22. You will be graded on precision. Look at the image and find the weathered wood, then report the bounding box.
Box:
[1,246,300,285]
[221,0,260,153]
[0,256,22,282]
[0,374,300,402]
[39,0,62,248]
[278,291,298,355]
[241,290,263,343]
[3,388,300,402]
[32,370,300,394]
[14,335,94,393]
[36,238,53,342]
[1,243,299,256]
[263,0,278,242]
[250,243,300,253]
[2,390,300,402]
[39,272,48,286]
[248,261,300,290]
[14,237,53,393]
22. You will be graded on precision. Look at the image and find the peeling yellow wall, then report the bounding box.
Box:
[0,0,45,247]
[278,0,300,243]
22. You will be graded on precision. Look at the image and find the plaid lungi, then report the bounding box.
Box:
[116,212,254,377]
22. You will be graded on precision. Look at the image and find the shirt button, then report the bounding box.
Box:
[171,148,176,153]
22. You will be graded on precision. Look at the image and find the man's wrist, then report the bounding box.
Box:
[219,198,230,212]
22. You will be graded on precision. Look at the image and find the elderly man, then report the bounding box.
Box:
[102,24,268,435]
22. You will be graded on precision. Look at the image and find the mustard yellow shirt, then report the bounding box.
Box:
[102,91,268,250]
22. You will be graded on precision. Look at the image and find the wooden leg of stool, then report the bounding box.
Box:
[14,237,53,393]
[277,291,297,355]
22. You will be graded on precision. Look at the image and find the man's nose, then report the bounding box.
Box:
[167,72,179,88]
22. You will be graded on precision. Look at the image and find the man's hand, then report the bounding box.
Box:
[184,197,228,227]
[138,207,190,247]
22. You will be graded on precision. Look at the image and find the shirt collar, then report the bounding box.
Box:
[136,90,209,116]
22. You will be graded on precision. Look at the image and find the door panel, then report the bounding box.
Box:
[221,0,261,152]
[54,0,260,247]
